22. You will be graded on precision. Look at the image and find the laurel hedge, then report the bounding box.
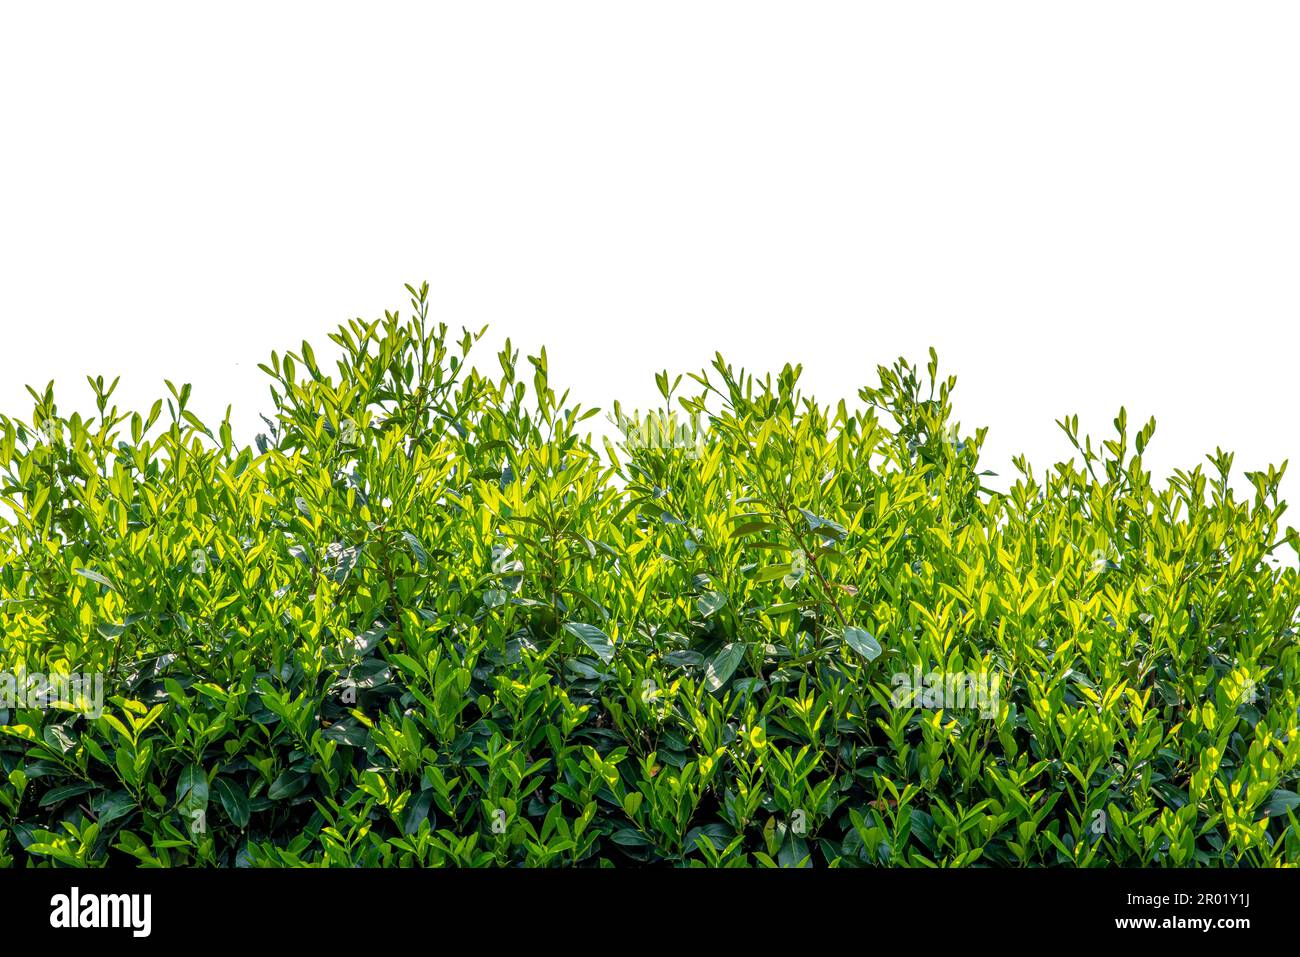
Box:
[1,285,1298,867]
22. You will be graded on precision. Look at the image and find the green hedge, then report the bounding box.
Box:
[2,284,1298,867]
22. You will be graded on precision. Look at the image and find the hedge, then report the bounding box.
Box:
[1,284,1298,867]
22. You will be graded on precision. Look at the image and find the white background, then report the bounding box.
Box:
[2,3,1296,509]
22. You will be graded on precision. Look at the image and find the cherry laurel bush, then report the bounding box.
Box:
[0,284,1297,868]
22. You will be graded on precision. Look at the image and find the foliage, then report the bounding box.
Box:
[1,284,1298,868]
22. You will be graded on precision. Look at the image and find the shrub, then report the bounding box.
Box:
[1,284,1298,867]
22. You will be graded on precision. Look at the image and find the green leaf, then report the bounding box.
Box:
[798,508,847,540]
[685,823,734,854]
[213,778,250,828]
[696,591,727,619]
[401,531,429,568]
[321,717,370,747]
[610,828,652,847]
[176,763,209,808]
[343,625,388,660]
[267,770,311,801]
[704,642,746,692]
[91,790,138,828]
[1261,789,1300,818]
[753,564,792,582]
[75,568,118,592]
[42,725,76,754]
[731,519,778,538]
[38,782,96,808]
[843,626,881,662]
[401,790,433,836]
[564,622,614,663]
